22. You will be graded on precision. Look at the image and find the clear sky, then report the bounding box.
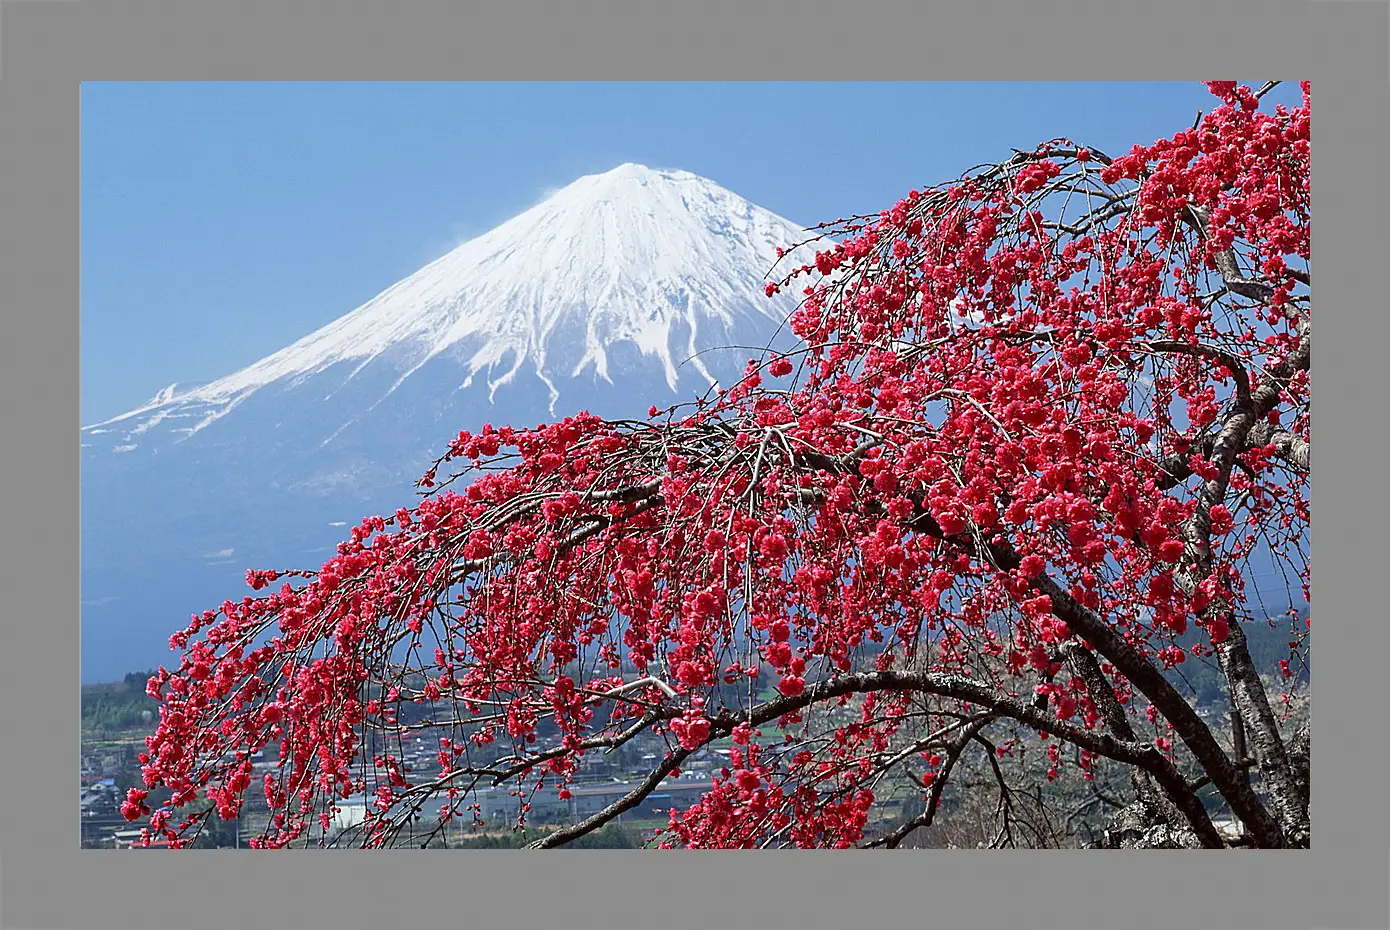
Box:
[80,81,1300,424]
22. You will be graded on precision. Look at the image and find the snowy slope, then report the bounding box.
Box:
[81,163,822,682]
[85,163,816,444]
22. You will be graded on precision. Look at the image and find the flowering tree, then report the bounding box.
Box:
[127,81,1311,850]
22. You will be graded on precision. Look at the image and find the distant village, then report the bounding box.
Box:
[82,613,1306,850]
[82,693,735,849]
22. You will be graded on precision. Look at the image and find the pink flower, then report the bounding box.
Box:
[1208,504,1235,535]
[777,676,805,697]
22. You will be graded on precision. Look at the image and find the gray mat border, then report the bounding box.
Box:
[0,1,1385,929]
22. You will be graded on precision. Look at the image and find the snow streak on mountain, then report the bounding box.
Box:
[81,163,822,682]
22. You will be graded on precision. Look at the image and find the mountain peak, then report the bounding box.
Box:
[86,166,821,434]
[538,162,725,213]
[592,162,694,182]
[602,161,668,176]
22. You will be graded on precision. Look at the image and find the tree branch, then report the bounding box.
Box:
[863,716,994,849]
[1175,323,1311,844]
[535,669,1226,848]
[1246,421,1309,474]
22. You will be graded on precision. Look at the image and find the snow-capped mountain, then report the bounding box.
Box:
[81,163,821,682]
[86,163,811,443]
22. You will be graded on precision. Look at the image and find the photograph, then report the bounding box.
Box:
[79,80,1311,852]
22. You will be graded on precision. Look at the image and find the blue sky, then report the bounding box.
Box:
[80,81,1299,424]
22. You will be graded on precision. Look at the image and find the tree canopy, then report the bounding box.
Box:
[126,81,1311,850]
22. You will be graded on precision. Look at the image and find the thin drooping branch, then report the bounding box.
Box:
[862,716,994,849]
[446,482,666,582]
